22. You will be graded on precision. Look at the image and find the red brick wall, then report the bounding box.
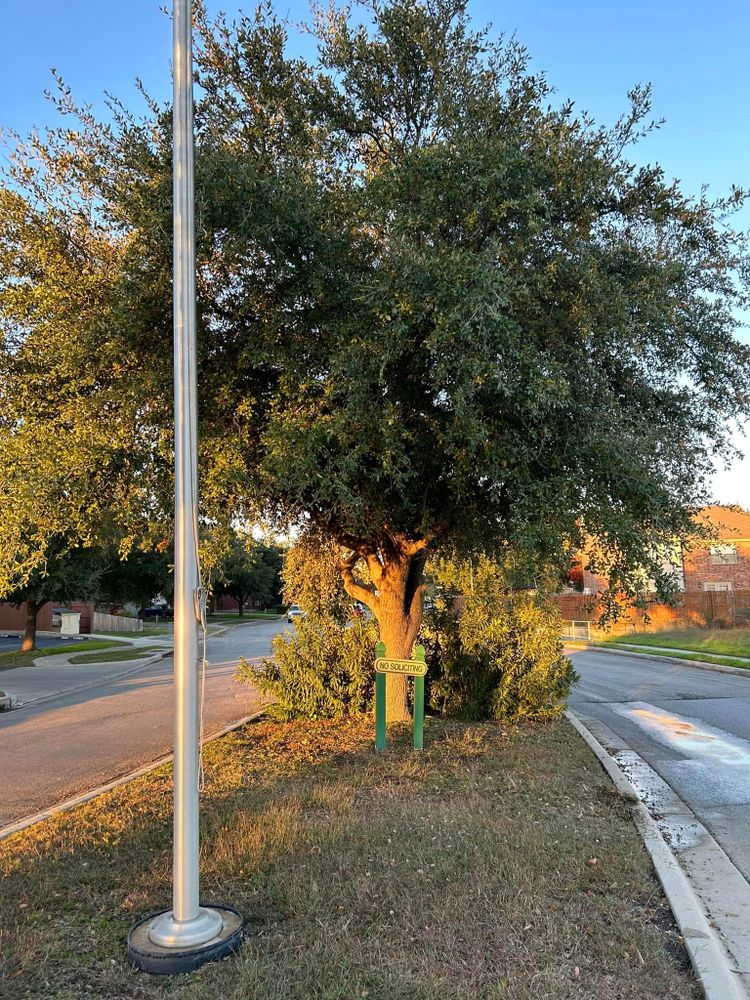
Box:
[0,601,93,634]
[683,541,750,592]
[550,594,602,621]
[214,594,240,612]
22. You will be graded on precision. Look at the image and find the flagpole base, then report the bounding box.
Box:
[127,904,243,974]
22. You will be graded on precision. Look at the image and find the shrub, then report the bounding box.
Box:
[246,616,378,719]
[423,590,578,722]
[239,532,377,719]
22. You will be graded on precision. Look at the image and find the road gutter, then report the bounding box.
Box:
[566,708,749,1000]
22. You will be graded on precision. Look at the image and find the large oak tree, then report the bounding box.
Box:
[2,0,749,718]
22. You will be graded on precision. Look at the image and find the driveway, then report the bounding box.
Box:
[569,647,750,882]
[0,618,287,829]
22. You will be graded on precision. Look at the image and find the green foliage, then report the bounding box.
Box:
[249,615,378,720]
[3,539,108,609]
[245,532,376,718]
[423,558,578,721]
[280,532,357,623]
[2,0,749,607]
[98,545,172,610]
[214,533,283,612]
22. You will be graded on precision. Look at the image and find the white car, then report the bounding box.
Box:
[287,604,306,623]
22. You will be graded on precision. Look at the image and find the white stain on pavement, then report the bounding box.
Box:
[612,702,750,767]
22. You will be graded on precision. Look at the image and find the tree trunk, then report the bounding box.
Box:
[237,596,244,617]
[341,535,427,724]
[378,587,421,722]
[21,599,40,652]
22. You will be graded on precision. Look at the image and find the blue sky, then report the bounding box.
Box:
[3,0,749,504]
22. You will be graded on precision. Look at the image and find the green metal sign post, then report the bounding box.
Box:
[374,642,427,750]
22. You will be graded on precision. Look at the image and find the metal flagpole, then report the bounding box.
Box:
[128,0,242,973]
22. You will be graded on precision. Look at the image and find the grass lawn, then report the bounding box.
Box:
[600,627,750,659]
[208,612,284,622]
[0,717,696,999]
[67,646,165,665]
[0,639,126,672]
[594,644,750,670]
[95,625,174,638]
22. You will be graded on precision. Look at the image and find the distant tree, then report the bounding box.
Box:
[5,541,108,651]
[99,545,173,615]
[215,535,282,615]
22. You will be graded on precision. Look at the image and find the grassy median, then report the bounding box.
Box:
[66,646,165,664]
[599,627,750,659]
[0,639,126,672]
[0,718,697,1000]
[594,643,750,670]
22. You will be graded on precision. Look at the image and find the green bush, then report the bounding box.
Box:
[246,616,378,719]
[423,591,578,722]
[239,533,379,719]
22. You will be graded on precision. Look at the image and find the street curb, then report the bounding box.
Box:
[0,705,267,842]
[565,709,748,1000]
[571,643,750,678]
[7,649,174,712]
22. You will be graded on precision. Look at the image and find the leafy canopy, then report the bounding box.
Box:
[1,0,749,596]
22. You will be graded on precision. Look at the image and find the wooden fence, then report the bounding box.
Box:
[552,591,750,631]
[92,612,144,633]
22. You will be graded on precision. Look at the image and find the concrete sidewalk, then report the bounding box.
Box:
[0,619,273,709]
[1,634,174,707]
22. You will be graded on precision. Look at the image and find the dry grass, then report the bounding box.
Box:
[0,717,697,1000]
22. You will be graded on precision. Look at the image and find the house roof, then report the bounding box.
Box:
[696,505,750,540]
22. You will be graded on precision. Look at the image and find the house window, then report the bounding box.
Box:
[704,582,733,592]
[710,545,737,565]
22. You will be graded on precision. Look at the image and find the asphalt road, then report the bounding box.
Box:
[0,618,288,828]
[569,647,750,882]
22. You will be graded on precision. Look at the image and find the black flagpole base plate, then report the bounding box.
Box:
[127,904,243,975]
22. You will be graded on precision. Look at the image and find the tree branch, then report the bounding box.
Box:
[340,552,380,614]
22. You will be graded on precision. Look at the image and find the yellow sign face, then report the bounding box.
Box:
[374,657,427,676]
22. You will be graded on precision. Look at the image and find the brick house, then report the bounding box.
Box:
[683,505,750,593]
[565,506,750,596]
[555,505,750,628]
[0,601,94,634]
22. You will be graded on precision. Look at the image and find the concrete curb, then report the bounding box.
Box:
[566,709,748,1000]
[8,649,174,711]
[0,705,267,842]
[572,643,750,678]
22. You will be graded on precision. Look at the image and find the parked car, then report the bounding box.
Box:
[287,604,305,623]
[141,605,173,620]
